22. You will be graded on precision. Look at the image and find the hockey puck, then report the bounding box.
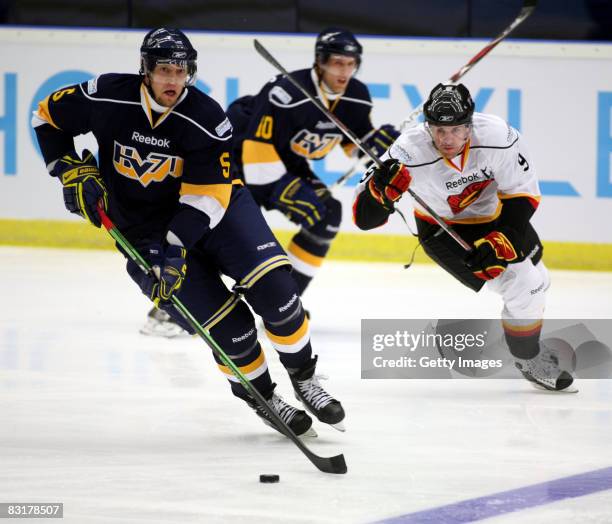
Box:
[259,474,280,483]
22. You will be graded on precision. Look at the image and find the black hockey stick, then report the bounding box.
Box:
[400,0,538,130]
[254,39,472,252]
[97,206,347,475]
[337,0,538,185]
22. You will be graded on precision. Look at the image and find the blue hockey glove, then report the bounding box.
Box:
[269,173,327,228]
[52,149,108,228]
[127,244,187,304]
[360,124,400,158]
[157,245,187,303]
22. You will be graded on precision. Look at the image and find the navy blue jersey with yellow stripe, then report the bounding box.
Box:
[228,68,374,186]
[33,73,235,244]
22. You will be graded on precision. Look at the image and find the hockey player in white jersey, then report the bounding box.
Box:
[353,83,574,392]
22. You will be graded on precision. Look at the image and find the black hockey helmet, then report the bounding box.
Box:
[423,83,475,126]
[315,27,363,67]
[140,27,197,86]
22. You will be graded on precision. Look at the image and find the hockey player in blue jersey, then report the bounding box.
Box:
[143,28,399,337]
[32,27,346,435]
[227,28,399,295]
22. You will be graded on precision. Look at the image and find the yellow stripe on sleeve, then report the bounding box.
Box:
[242,139,282,164]
[36,96,60,129]
[180,183,232,209]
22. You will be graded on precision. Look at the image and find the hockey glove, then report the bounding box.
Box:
[360,124,400,158]
[464,227,520,280]
[128,244,187,304]
[307,177,332,202]
[52,149,108,228]
[367,159,412,209]
[270,173,327,228]
[157,245,188,303]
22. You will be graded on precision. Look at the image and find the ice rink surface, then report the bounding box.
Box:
[2,246,612,523]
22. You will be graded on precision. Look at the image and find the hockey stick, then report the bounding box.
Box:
[97,206,347,475]
[254,39,472,252]
[336,0,539,184]
[401,0,537,131]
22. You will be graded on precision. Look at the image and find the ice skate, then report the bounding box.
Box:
[139,307,190,338]
[515,341,577,393]
[290,356,346,431]
[246,390,317,438]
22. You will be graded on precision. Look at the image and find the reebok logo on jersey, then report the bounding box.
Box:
[445,173,481,190]
[445,166,493,190]
[131,131,170,148]
[315,120,336,130]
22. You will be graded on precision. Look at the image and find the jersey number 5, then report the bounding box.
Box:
[219,152,231,178]
[52,87,76,102]
[518,153,530,172]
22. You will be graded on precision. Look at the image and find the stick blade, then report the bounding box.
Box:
[312,453,347,474]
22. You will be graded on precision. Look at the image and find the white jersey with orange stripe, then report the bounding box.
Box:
[361,112,541,225]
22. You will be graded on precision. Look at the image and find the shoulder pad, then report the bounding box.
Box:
[269,84,295,105]
[389,125,437,167]
[267,69,311,106]
[471,113,519,148]
[83,73,140,100]
[177,89,233,140]
[344,77,372,103]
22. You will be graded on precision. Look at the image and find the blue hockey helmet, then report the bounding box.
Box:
[140,27,197,86]
[423,84,475,126]
[315,27,363,67]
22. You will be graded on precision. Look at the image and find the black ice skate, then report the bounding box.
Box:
[139,307,190,338]
[246,390,317,438]
[290,356,346,431]
[515,342,577,393]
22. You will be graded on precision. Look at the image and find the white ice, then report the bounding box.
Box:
[1,246,612,523]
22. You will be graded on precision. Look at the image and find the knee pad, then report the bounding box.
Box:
[488,259,548,320]
[207,299,259,357]
[244,266,303,324]
[308,196,342,241]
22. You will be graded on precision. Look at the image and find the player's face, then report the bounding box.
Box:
[319,55,358,93]
[147,63,188,107]
[428,123,472,158]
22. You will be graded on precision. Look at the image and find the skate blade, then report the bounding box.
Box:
[139,321,190,339]
[330,420,346,432]
[299,427,318,438]
[262,419,318,439]
[529,382,579,394]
